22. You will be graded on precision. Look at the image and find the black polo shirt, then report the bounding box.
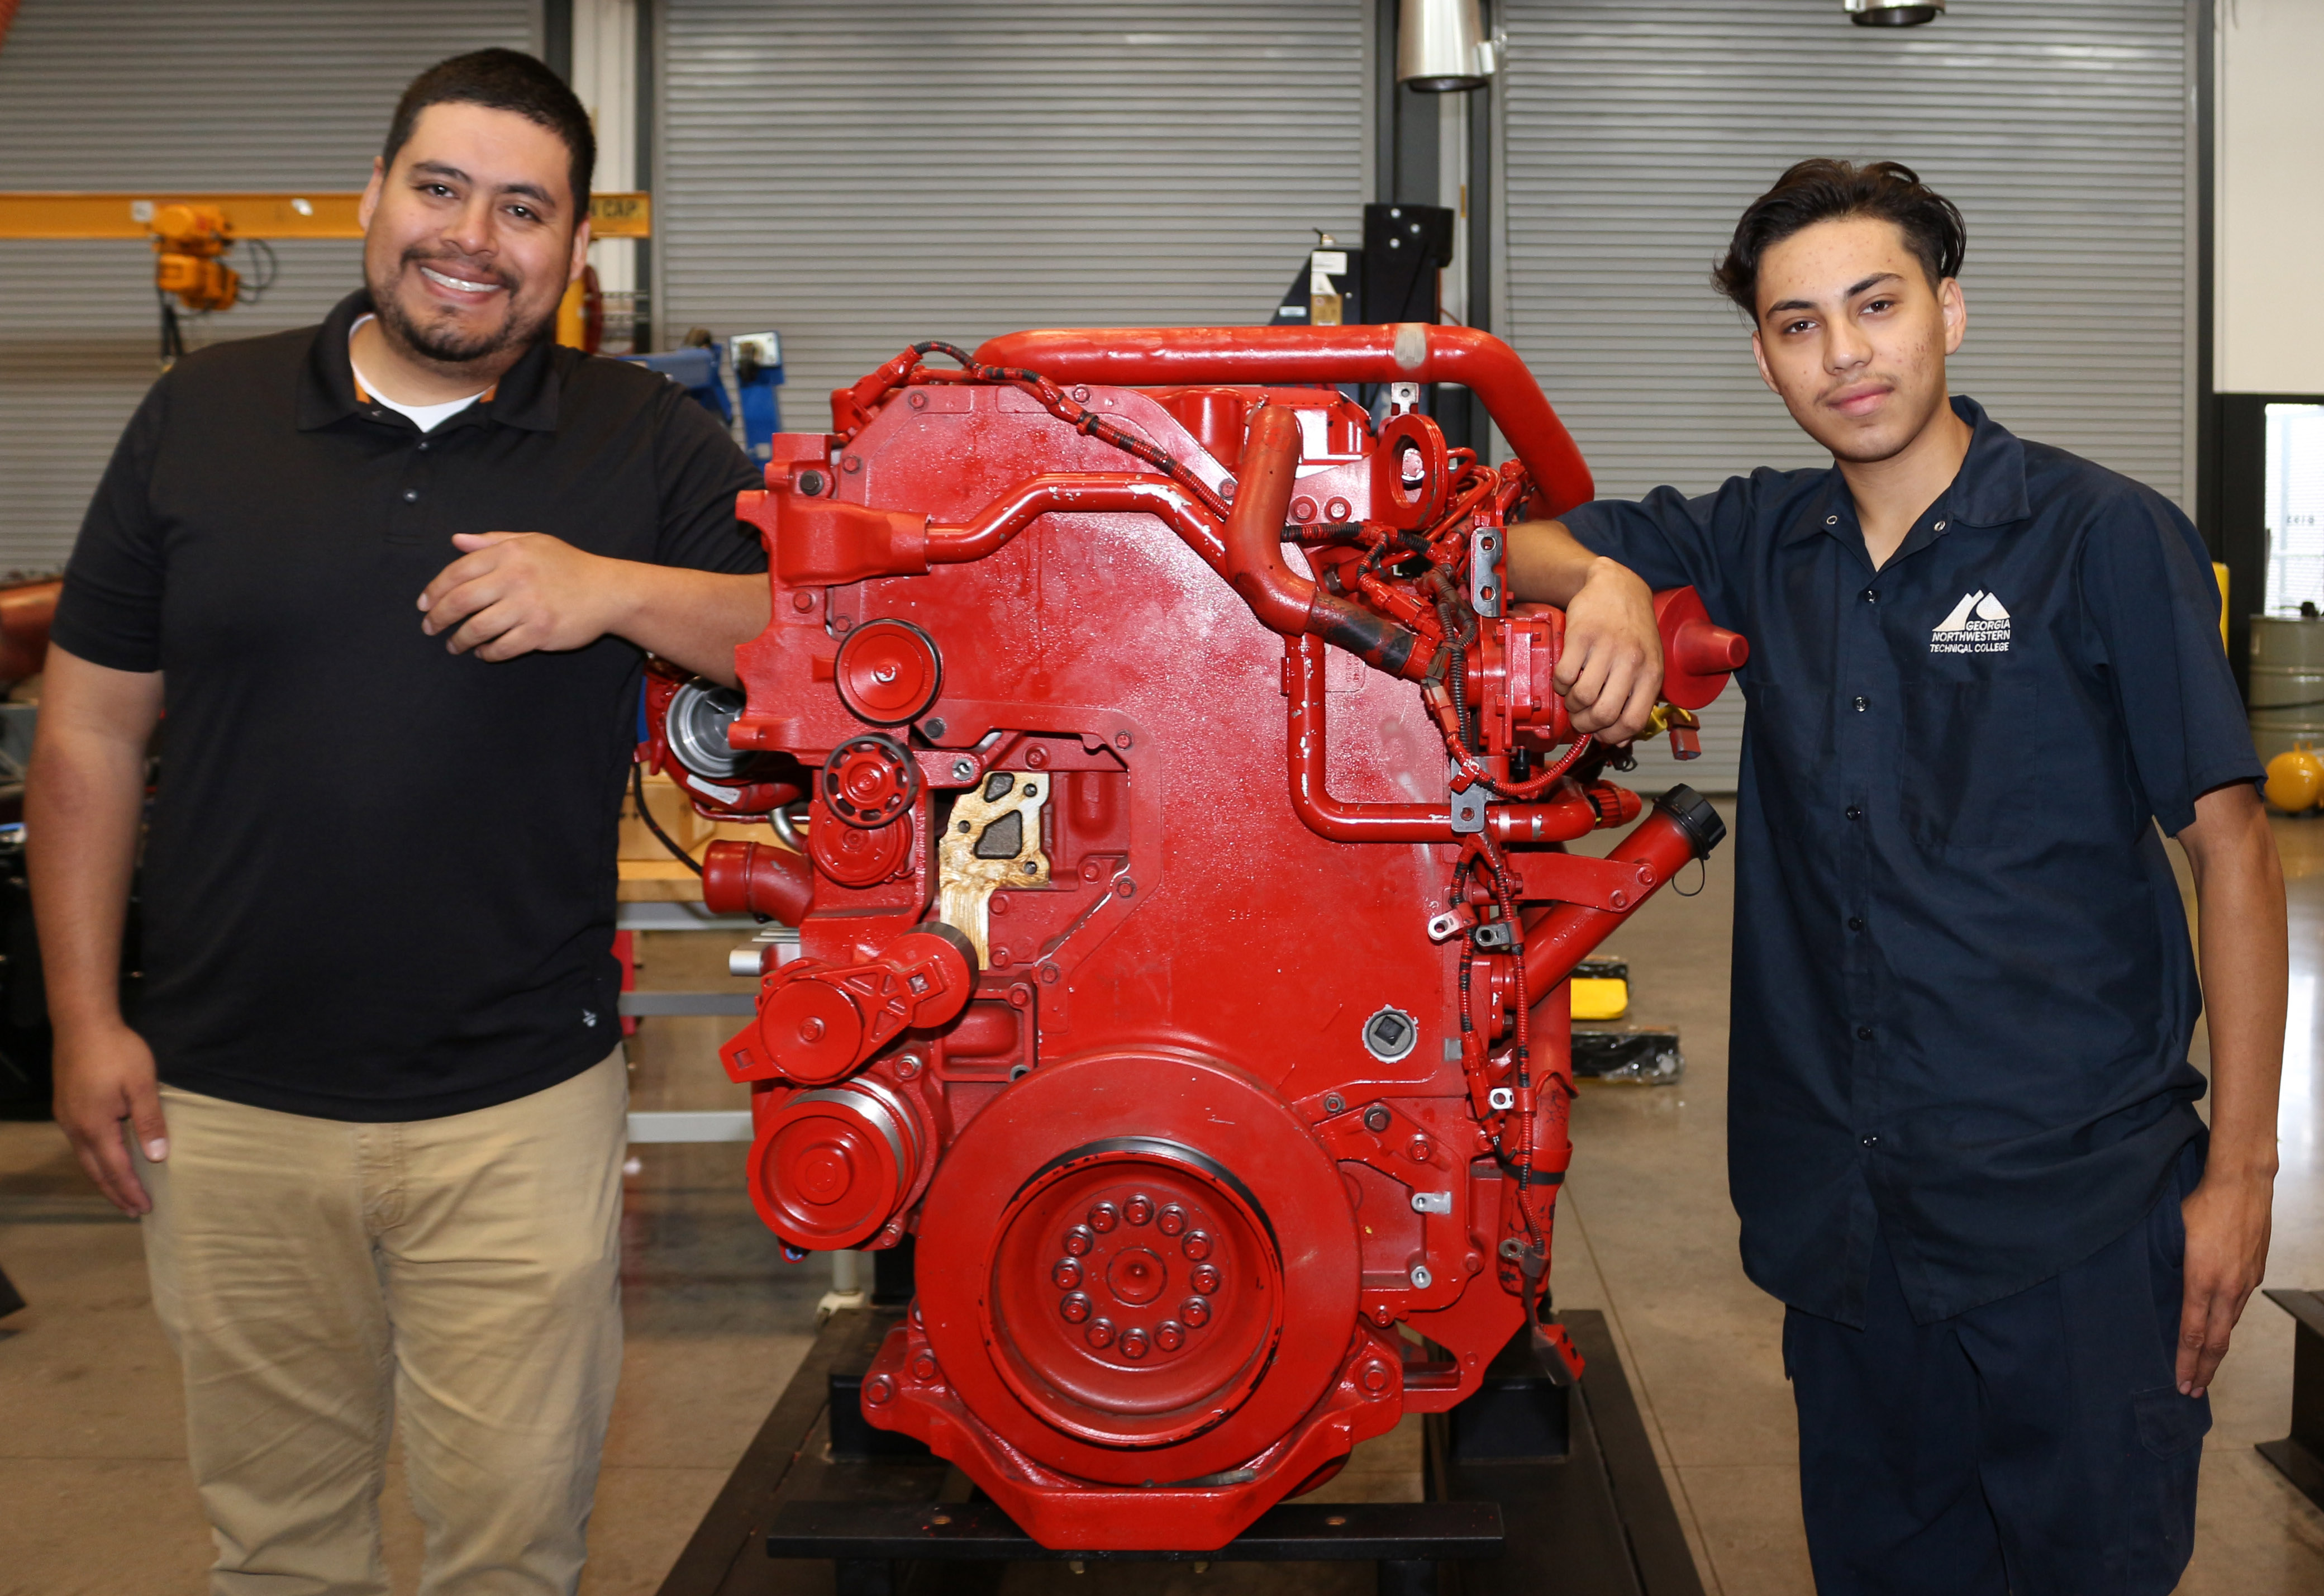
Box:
[1564,396,2260,1326]
[54,289,765,1121]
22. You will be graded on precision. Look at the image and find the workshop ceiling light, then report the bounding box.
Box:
[1398,0,1496,92]
[1845,0,1945,24]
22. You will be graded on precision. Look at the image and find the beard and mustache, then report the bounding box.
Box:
[366,245,556,367]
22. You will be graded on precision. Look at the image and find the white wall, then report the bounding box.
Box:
[2215,0,2324,395]
[570,0,637,304]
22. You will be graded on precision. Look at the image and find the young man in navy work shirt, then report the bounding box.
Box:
[26,51,769,1593]
[1511,160,2288,1591]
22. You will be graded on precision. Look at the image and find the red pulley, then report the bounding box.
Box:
[722,923,977,1086]
[747,1077,926,1248]
[835,618,943,726]
[822,732,922,828]
[807,810,912,887]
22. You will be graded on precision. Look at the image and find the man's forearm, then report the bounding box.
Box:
[1506,518,1621,607]
[606,565,772,686]
[2187,797,2288,1177]
[27,731,149,1034]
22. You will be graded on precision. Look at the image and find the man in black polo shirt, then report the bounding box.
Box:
[27,51,768,1592]
[1511,161,2287,1590]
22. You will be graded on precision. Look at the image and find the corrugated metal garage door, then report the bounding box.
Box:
[1502,0,2193,792]
[658,1,1368,416]
[0,0,534,574]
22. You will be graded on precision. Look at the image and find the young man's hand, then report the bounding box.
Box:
[1553,557,1664,744]
[53,1020,166,1217]
[418,531,624,659]
[2178,1166,2273,1396]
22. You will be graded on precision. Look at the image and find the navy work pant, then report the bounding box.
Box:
[1784,1143,2211,1595]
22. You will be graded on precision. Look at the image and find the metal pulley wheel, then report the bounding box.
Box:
[821,732,921,828]
[747,1078,927,1249]
[835,618,944,726]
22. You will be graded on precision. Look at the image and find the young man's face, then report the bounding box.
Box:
[357,101,589,368]
[1749,215,1965,465]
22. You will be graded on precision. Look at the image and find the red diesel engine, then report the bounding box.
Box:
[639,324,1744,1551]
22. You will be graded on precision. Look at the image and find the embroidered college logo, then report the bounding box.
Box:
[1931,590,2011,654]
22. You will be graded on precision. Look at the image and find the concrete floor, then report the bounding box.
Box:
[2,808,2322,1593]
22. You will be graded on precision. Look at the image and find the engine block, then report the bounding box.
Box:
[641,325,1743,1550]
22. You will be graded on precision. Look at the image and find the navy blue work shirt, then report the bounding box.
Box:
[1563,396,2261,1326]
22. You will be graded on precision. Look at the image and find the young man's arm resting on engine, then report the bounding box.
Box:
[1505,518,1665,743]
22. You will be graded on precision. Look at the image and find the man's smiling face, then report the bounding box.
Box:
[1749,215,1965,466]
[357,100,588,370]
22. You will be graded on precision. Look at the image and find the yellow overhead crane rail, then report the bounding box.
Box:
[0,191,650,244]
[0,190,651,357]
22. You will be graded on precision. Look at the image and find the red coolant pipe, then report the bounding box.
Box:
[926,474,1227,569]
[702,840,815,925]
[1522,787,1726,992]
[974,325,1596,517]
[1284,634,1622,845]
[1226,406,1429,680]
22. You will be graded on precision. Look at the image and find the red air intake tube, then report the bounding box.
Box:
[1523,787,1726,994]
[703,840,815,925]
[974,324,1596,516]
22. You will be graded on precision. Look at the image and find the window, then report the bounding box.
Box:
[2264,402,2324,614]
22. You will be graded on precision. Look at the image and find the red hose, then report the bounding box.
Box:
[1220,406,1312,633]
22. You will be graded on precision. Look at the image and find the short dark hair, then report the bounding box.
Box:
[1712,159,1965,318]
[382,49,596,222]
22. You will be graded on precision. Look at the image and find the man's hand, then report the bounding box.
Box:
[53,1020,166,1217]
[418,531,624,660]
[2177,1165,2273,1396]
[1553,557,1664,743]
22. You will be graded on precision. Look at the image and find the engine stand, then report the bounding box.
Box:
[2258,1288,2324,1510]
[654,1306,1703,1596]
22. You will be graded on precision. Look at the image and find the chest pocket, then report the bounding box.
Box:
[1898,674,2040,849]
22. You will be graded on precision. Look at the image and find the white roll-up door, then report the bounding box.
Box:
[0,0,535,574]
[658,1,1368,417]
[1502,0,2193,793]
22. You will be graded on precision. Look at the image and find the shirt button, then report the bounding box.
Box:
[1825,514,1839,526]
[1861,1134,1880,1149]
[1847,916,1865,932]
[1856,1026,1874,1041]
[1861,589,1877,604]
[1933,520,1946,531]
[1852,695,1869,711]
[1845,805,1863,821]
[417,440,431,452]
[402,488,420,503]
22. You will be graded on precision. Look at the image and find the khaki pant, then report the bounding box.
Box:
[137,1053,628,1596]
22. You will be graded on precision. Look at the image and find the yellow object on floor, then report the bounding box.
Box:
[2265,746,2324,813]
[1571,976,1629,1022]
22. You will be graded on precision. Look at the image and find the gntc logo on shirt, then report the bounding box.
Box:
[1931,590,2011,655]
